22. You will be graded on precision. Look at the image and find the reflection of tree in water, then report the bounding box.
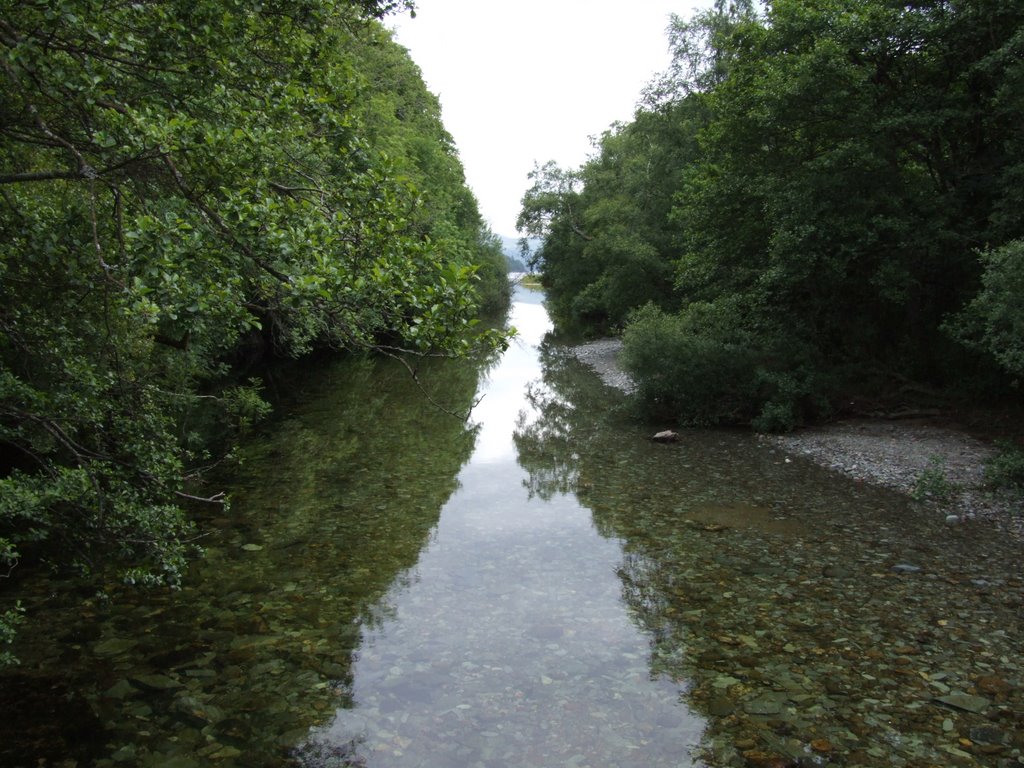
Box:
[514,380,580,500]
[511,342,689,649]
[511,341,698,687]
[512,343,612,500]
[0,353,491,768]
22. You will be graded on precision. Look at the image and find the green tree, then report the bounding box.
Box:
[950,239,1024,380]
[525,0,1024,426]
[0,0,508,655]
[517,99,706,335]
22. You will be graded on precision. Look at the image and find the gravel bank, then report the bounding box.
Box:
[763,421,1022,538]
[568,338,636,394]
[569,337,1023,538]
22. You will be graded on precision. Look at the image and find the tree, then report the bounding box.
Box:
[517,102,705,335]
[526,0,1024,426]
[0,0,508,648]
[950,239,1024,381]
[674,0,1024,378]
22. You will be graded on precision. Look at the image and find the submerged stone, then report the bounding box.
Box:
[94,638,139,656]
[743,692,789,716]
[110,744,136,762]
[968,726,1006,745]
[935,692,990,714]
[104,679,136,700]
[891,564,922,574]
[129,674,183,692]
[708,697,735,716]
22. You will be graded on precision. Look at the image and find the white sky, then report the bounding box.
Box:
[389,1,703,237]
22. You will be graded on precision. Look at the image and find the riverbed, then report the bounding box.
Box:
[1,286,1021,767]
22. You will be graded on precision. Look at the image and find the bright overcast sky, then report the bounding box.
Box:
[389,1,704,237]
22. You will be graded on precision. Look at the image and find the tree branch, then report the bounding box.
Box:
[377,347,482,422]
[162,154,292,284]
[174,490,226,504]
[0,169,88,184]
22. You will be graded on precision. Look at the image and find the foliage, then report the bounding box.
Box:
[521,0,1024,424]
[0,0,509,661]
[516,110,692,335]
[949,240,1024,380]
[620,303,829,430]
[984,441,1024,492]
[621,303,759,426]
[911,456,957,503]
[223,379,275,433]
[0,601,22,667]
[0,534,21,666]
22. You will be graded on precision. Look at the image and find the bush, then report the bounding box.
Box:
[950,239,1024,379]
[751,366,833,432]
[621,303,760,425]
[911,456,957,503]
[621,303,831,430]
[985,441,1024,491]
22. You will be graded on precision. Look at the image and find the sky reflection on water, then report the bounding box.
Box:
[302,287,707,767]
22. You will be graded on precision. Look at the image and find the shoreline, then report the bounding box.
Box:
[568,338,1023,539]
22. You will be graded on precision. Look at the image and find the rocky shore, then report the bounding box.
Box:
[569,338,1023,539]
[568,338,637,394]
[763,420,1022,539]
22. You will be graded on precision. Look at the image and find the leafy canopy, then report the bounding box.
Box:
[0,0,509,634]
[521,0,1024,426]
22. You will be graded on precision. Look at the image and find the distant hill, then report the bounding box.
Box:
[498,235,540,272]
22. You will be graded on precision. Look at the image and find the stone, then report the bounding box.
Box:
[976,676,1012,696]
[209,745,242,759]
[129,674,183,692]
[742,749,788,767]
[712,675,742,689]
[821,564,851,578]
[935,692,991,714]
[171,695,225,726]
[104,679,136,700]
[891,564,922,574]
[652,430,679,443]
[968,726,1006,745]
[93,638,139,656]
[744,693,788,716]
[708,697,735,716]
[110,745,136,763]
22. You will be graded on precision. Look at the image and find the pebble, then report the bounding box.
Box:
[935,693,991,714]
[892,564,922,574]
[567,338,636,393]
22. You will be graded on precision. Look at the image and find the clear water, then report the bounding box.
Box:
[0,287,1021,768]
[295,289,705,768]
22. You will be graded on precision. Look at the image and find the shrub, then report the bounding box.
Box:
[950,239,1024,379]
[621,303,831,431]
[985,441,1024,491]
[752,366,833,432]
[911,456,957,503]
[621,303,760,425]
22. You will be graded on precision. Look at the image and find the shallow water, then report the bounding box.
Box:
[1,287,1021,767]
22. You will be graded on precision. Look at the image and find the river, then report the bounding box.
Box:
[0,286,1021,767]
